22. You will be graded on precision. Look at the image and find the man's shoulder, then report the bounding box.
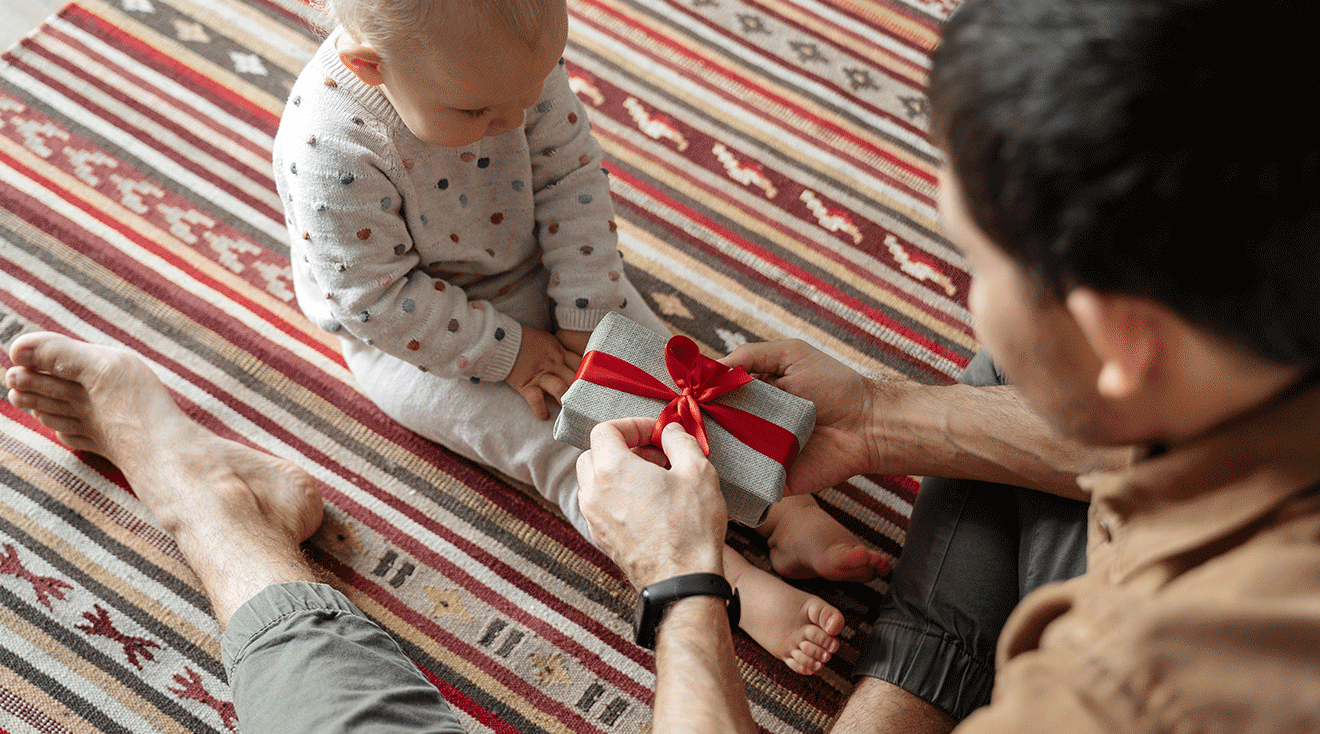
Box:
[987,536,1320,734]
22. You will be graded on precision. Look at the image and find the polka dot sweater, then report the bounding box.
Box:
[274,30,627,383]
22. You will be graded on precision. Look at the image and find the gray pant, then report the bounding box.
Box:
[852,352,1089,721]
[221,582,463,734]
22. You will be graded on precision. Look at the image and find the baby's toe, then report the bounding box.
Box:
[786,648,825,675]
[808,600,846,637]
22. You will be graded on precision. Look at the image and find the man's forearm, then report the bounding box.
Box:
[653,597,756,734]
[870,381,1134,501]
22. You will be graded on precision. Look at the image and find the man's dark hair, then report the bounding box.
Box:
[930,0,1320,364]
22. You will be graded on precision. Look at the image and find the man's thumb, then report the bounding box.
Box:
[658,421,703,465]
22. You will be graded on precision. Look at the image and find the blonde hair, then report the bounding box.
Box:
[316,0,559,56]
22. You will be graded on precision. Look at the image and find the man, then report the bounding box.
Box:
[576,0,1320,731]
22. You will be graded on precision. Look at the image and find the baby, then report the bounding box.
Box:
[274,0,888,674]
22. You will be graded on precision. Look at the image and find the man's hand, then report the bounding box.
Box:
[577,419,727,590]
[505,325,581,420]
[583,421,757,734]
[555,328,593,357]
[720,340,883,496]
[726,341,1128,500]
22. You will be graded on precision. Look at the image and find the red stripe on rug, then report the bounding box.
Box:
[795,0,943,51]
[869,0,948,31]
[414,665,522,734]
[663,0,928,96]
[61,4,281,136]
[608,165,966,377]
[598,129,971,336]
[834,479,912,533]
[0,157,340,366]
[573,0,937,196]
[5,54,283,225]
[750,0,934,72]
[37,22,271,162]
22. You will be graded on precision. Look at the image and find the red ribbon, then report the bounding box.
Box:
[572,335,801,470]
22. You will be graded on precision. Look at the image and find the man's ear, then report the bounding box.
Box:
[1065,287,1160,400]
[337,37,385,86]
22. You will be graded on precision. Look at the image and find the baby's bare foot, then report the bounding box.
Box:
[7,333,323,622]
[723,547,843,675]
[763,495,891,582]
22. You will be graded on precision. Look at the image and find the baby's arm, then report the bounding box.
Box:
[527,63,628,337]
[280,122,522,384]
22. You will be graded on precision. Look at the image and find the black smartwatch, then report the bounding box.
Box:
[633,573,741,650]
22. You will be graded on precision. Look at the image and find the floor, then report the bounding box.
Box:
[2,0,64,52]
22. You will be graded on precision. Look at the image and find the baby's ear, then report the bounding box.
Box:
[337,37,385,86]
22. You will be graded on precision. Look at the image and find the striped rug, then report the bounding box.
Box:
[0,0,970,731]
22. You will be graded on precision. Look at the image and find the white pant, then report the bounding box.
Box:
[340,269,670,539]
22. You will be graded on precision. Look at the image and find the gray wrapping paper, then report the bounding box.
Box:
[553,312,815,525]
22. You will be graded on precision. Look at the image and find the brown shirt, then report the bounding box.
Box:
[959,382,1320,733]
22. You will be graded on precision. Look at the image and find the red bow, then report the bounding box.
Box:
[573,335,801,469]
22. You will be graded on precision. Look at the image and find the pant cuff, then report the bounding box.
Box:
[220,581,362,678]
[853,619,996,722]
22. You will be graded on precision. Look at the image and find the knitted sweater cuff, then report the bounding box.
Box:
[555,306,617,333]
[476,321,523,383]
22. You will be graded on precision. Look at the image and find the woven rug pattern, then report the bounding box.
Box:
[0,0,969,731]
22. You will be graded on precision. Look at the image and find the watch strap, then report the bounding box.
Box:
[634,572,741,650]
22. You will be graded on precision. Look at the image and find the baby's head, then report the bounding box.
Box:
[321,0,569,147]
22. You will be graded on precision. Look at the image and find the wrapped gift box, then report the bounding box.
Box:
[553,312,815,525]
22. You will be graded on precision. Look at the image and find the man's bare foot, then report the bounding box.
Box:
[6,332,324,624]
[722,546,843,675]
[759,494,891,582]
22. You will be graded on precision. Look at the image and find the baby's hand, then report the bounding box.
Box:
[555,329,593,357]
[506,325,582,420]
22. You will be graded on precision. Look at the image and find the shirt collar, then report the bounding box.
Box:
[1078,376,1320,583]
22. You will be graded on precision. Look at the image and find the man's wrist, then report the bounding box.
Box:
[634,555,723,591]
[864,378,952,478]
[650,595,741,658]
[863,376,911,473]
[635,573,739,649]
